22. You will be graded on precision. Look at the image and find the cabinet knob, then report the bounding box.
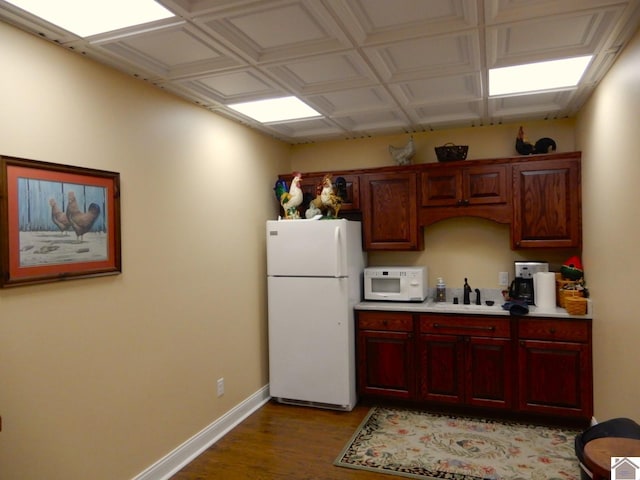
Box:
[383,320,388,326]
[549,328,556,334]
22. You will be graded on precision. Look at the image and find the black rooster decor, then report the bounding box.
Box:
[515,126,557,155]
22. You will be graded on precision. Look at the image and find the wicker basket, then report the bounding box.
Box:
[435,143,468,162]
[556,273,579,306]
[564,294,588,315]
[558,288,584,308]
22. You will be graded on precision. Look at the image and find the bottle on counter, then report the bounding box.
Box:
[436,277,446,302]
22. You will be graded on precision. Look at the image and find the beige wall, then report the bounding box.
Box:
[2,13,639,480]
[0,23,289,480]
[291,121,579,288]
[576,26,640,421]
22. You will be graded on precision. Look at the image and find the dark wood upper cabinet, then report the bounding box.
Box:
[512,156,581,249]
[421,164,509,207]
[361,171,423,251]
[277,151,581,251]
[420,163,512,225]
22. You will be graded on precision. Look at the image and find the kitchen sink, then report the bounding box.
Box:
[425,301,505,313]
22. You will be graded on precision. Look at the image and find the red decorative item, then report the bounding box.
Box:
[561,256,584,280]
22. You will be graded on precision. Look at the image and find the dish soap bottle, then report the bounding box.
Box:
[436,277,446,302]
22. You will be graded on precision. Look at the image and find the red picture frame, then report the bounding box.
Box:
[0,155,121,287]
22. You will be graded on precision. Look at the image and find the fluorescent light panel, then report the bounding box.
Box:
[5,0,174,37]
[228,97,322,123]
[489,56,592,96]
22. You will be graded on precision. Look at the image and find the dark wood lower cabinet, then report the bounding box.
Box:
[357,311,415,399]
[466,337,513,408]
[417,315,513,409]
[517,319,593,418]
[356,310,592,423]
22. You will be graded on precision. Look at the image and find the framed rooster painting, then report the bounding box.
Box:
[0,155,121,287]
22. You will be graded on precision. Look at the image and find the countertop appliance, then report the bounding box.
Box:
[364,266,428,302]
[510,261,549,304]
[266,218,366,411]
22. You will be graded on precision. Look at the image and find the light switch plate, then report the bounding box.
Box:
[499,271,509,286]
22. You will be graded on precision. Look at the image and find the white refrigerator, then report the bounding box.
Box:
[266,218,366,411]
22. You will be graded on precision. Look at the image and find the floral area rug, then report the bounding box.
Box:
[335,407,581,480]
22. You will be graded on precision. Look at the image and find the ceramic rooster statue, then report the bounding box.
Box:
[319,174,343,218]
[274,172,303,219]
[388,136,415,165]
[306,174,344,219]
[515,126,557,155]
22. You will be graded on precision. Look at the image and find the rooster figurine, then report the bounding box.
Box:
[274,172,303,219]
[388,136,415,165]
[319,174,343,218]
[516,126,557,155]
[306,174,344,218]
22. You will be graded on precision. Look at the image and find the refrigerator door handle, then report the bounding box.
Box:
[334,225,341,277]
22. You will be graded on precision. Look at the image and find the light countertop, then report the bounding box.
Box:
[355,297,592,319]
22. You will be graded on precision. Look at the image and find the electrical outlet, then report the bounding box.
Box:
[216,378,224,397]
[498,271,509,286]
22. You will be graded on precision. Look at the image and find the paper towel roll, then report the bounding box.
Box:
[534,272,556,311]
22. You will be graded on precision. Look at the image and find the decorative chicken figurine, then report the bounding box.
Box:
[274,172,303,219]
[516,126,557,155]
[305,174,344,218]
[319,174,343,218]
[388,136,415,165]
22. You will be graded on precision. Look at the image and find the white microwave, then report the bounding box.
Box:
[364,266,428,302]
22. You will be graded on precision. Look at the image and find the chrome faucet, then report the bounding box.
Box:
[463,278,472,305]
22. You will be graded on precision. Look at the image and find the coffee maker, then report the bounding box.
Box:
[509,261,549,304]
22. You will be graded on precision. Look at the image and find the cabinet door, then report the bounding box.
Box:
[418,334,464,404]
[464,165,509,206]
[518,339,592,418]
[358,329,415,399]
[512,158,581,248]
[466,337,513,409]
[421,165,508,207]
[420,168,462,206]
[361,172,423,250]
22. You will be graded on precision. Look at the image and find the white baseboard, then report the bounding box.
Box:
[132,385,271,480]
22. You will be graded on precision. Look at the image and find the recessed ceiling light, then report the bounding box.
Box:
[228,97,322,123]
[489,56,593,96]
[5,0,174,37]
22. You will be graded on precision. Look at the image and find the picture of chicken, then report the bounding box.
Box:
[49,198,71,234]
[273,172,303,219]
[388,136,415,165]
[65,191,101,241]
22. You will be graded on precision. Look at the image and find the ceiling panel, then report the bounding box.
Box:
[0,0,638,143]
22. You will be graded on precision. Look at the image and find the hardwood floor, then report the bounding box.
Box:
[170,400,389,479]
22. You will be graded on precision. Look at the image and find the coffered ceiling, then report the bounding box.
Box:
[1,0,639,144]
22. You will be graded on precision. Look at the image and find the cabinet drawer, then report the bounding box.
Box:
[358,311,413,332]
[518,319,590,342]
[419,315,510,337]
